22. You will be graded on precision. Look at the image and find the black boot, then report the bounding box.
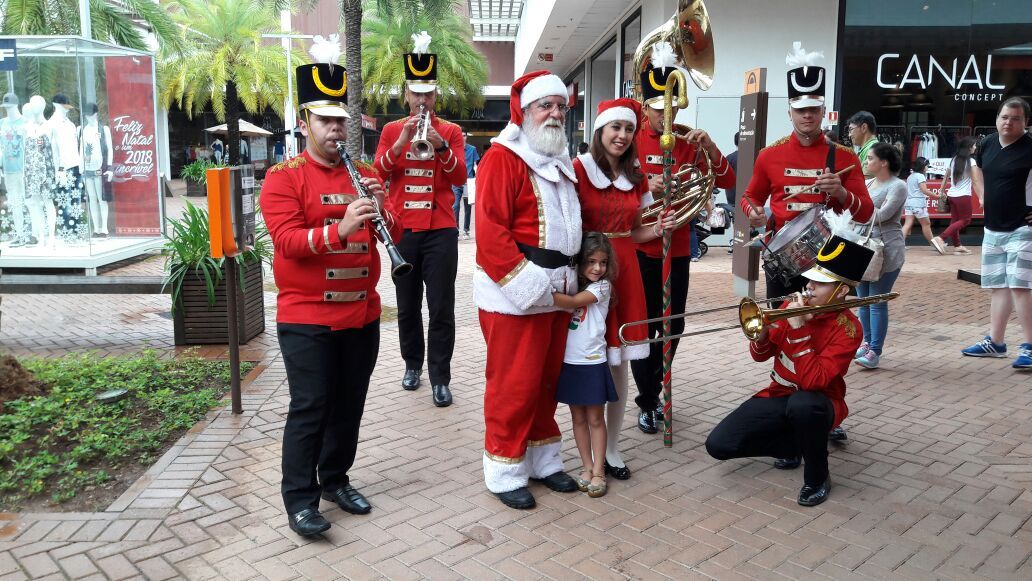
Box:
[495,487,535,509]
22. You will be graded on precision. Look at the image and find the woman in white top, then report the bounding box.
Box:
[901,156,938,248]
[931,137,983,255]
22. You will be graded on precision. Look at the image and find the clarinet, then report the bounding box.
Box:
[335,142,413,277]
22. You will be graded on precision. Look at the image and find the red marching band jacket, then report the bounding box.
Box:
[741,133,873,231]
[636,125,736,258]
[374,114,467,231]
[748,309,862,428]
[261,151,404,330]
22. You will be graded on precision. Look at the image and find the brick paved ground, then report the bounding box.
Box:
[1,200,1030,579]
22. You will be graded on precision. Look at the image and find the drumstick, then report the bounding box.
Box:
[784,164,856,200]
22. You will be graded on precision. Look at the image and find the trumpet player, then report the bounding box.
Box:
[374,32,466,407]
[261,39,403,536]
[630,41,736,436]
[705,231,874,507]
[741,42,873,300]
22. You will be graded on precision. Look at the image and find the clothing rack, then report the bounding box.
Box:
[907,125,971,162]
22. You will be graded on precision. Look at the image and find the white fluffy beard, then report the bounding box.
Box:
[522,117,568,157]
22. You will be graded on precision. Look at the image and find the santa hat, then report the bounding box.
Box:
[593,98,640,135]
[498,70,568,141]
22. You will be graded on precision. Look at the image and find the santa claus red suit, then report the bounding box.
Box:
[474,72,582,505]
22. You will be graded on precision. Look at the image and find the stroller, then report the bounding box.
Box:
[693,202,734,257]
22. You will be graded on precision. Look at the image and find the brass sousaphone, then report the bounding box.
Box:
[632,0,717,229]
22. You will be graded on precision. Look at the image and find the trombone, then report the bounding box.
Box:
[619,292,899,345]
[411,104,434,160]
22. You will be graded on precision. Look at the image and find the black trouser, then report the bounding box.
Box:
[705,391,835,487]
[279,321,379,513]
[394,227,457,385]
[631,251,691,412]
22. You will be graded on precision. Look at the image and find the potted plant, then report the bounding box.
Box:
[164,202,272,345]
[180,159,224,197]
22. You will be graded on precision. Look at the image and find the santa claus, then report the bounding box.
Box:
[473,71,582,509]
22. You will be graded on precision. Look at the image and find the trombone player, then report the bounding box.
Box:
[631,41,736,435]
[705,229,874,507]
[374,32,467,407]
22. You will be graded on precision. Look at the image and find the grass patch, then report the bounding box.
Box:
[0,351,253,511]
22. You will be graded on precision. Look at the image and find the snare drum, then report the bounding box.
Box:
[761,205,831,284]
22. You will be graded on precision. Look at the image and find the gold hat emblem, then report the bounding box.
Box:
[648,70,667,91]
[817,241,845,261]
[407,55,435,77]
[312,68,347,97]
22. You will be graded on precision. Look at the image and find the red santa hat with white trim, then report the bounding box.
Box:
[593,98,641,135]
[497,70,568,141]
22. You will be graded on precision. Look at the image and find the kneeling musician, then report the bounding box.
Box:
[705,231,876,507]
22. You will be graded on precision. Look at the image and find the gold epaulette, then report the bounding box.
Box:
[833,141,854,154]
[836,312,857,338]
[768,135,791,148]
[354,160,375,173]
[267,156,306,174]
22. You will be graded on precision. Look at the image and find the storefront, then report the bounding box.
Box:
[836,0,1031,162]
[0,36,164,273]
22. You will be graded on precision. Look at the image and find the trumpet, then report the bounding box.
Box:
[619,291,899,344]
[334,142,413,277]
[410,104,434,161]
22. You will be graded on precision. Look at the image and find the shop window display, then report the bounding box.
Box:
[0,37,163,272]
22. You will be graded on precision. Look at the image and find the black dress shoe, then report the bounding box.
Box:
[287,508,330,536]
[495,487,535,509]
[402,368,421,390]
[432,384,452,407]
[774,456,801,470]
[531,471,578,492]
[638,409,658,434]
[604,460,631,480]
[321,484,371,515]
[828,426,848,442]
[798,478,832,507]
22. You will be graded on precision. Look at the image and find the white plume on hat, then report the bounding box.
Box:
[411,31,432,54]
[650,42,678,72]
[785,41,823,74]
[823,209,862,243]
[309,34,342,65]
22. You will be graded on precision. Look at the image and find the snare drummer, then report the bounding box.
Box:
[741,43,873,300]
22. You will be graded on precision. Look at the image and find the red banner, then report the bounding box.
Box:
[104,56,160,235]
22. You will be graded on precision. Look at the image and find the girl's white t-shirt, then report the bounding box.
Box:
[946,158,977,198]
[563,279,612,365]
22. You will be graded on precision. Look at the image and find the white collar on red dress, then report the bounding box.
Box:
[576,153,635,191]
[491,129,577,184]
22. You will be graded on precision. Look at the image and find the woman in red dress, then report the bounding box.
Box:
[573,98,675,480]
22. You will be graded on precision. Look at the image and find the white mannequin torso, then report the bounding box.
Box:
[47,106,79,169]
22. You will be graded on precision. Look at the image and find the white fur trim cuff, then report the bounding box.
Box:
[484,453,529,493]
[521,75,568,110]
[593,107,637,135]
[525,441,564,479]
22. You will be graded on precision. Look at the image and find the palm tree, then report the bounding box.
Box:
[0,0,180,52]
[158,0,302,165]
[339,0,363,158]
[361,0,488,117]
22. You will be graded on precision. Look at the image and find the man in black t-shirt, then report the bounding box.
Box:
[960,97,1032,370]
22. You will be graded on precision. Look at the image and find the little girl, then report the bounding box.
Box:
[553,232,618,498]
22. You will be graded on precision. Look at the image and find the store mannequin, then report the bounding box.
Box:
[22,96,57,247]
[48,93,86,244]
[212,138,224,164]
[78,103,114,237]
[0,92,32,247]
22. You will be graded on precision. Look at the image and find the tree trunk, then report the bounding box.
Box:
[226,81,241,166]
[341,0,363,160]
